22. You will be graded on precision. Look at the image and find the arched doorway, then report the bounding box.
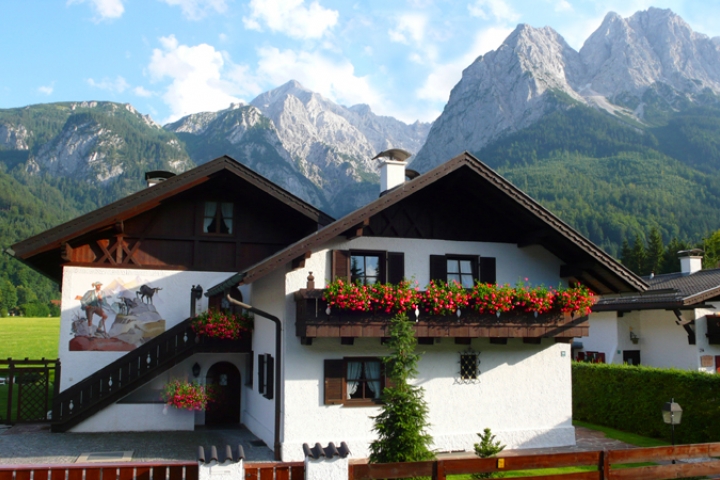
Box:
[205,362,241,426]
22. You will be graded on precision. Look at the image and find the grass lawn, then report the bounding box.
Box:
[0,317,60,360]
[447,422,668,479]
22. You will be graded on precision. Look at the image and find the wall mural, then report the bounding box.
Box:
[69,275,167,352]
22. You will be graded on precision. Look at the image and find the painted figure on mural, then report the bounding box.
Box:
[77,281,109,333]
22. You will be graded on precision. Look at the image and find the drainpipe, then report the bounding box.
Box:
[226,295,282,461]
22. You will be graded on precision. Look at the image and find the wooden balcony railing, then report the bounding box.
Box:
[52,318,251,432]
[294,289,588,341]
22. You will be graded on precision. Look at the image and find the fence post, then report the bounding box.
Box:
[197,445,244,480]
[6,360,14,424]
[600,449,609,480]
[435,459,446,480]
[303,442,350,480]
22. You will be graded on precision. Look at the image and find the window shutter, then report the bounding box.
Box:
[258,353,266,395]
[332,250,351,281]
[387,252,405,284]
[596,352,606,364]
[429,255,447,282]
[265,355,274,400]
[324,359,344,405]
[245,351,254,387]
[576,352,585,361]
[479,257,496,284]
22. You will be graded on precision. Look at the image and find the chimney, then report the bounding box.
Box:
[372,148,412,196]
[678,249,703,275]
[144,170,176,187]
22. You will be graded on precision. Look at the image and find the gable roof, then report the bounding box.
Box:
[208,151,647,296]
[595,268,720,311]
[7,155,334,264]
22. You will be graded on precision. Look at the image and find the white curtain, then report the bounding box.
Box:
[346,361,362,399]
[365,361,381,398]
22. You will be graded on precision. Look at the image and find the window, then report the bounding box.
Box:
[447,258,475,288]
[460,352,479,380]
[257,353,274,399]
[332,250,404,284]
[204,201,233,234]
[324,358,390,406]
[351,254,381,285]
[430,255,496,286]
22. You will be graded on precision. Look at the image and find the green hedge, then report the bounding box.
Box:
[573,362,720,444]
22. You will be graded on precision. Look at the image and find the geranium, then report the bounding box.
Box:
[514,280,555,314]
[420,280,469,316]
[191,309,253,340]
[324,279,372,311]
[162,380,213,411]
[369,280,421,314]
[555,284,596,316]
[470,283,515,314]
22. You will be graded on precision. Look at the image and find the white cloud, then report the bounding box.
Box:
[147,35,243,122]
[255,46,382,109]
[159,0,228,21]
[468,0,520,23]
[87,76,130,93]
[416,26,512,102]
[388,13,427,46]
[38,83,54,95]
[243,0,338,39]
[67,0,124,20]
[554,0,573,12]
[134,86,153,97]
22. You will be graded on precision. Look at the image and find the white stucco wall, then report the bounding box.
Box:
[59,266,238,391]
[247,236,575,461]
[583,311,620,363]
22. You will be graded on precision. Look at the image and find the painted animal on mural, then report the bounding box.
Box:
[137,284,162,304]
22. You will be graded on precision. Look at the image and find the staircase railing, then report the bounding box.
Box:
[52,318,249,432]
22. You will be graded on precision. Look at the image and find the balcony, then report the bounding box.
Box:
[294,288,588,342]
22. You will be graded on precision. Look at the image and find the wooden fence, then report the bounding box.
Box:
[349,442,720,480]
[1,444,719,480]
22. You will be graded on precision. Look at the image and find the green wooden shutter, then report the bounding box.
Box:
[387,252,405,284]
[430,255,447,282]
[332,250,351,282]
[480,257,496,284]
[324,359,344,405]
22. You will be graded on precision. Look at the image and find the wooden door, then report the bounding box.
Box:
[205,362,241,426]
[715,356,720,374]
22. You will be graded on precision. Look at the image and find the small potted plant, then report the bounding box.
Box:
[162,379,213,411]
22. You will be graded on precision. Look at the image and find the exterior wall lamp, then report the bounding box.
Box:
[629,328,639,344]
[192,362,201,377]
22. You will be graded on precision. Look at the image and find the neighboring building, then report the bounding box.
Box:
[583,250,720,372]
[9,152,645,461]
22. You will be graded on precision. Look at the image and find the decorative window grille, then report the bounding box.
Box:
[457,348,481,384]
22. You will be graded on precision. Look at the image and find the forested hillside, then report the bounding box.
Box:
[476,103,720,257]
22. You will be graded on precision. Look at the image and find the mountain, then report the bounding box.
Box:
[413,8,720,172]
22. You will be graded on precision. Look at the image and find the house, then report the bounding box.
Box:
[8,151,645,461]
[583,250,720,372]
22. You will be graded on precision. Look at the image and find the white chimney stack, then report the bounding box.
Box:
[372,148,412,196]
[678,249,703,275]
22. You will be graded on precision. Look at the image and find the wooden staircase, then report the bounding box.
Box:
[51,318,250,432]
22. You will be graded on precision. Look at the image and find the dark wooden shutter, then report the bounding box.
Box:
[265,355,274,400]
[429,255,447,282]
[576,351,585,361]
[245,351,254,387]
[387,252,405,284]
[479,257,496,284]
[258,353,266,395]
[324,359,344,405]
[332,250,351,281]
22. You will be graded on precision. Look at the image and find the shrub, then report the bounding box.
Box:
[472,428,506,479]
[573,362,720,444]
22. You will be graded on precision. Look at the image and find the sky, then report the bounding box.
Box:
[1,1,719,125]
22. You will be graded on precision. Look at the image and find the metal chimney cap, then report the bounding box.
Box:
[677,249,703,257]
[372,148,412,162]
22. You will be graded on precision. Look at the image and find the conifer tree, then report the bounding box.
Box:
[629,233,647,275]
[644,227,664,275]
[369,313,434,465]
[620,238,632,268]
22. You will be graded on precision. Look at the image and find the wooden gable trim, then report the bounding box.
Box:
[215,152,646,293]
[11,156,333,261]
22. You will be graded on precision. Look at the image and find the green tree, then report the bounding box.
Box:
[644,227,664,275]
[620,238,632,267]
[629,233,647,275]
[703,229,720,270]
[369,313,434,465]
[472,428,506,479]
[0,280,18,311]
[660,238,691,274]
